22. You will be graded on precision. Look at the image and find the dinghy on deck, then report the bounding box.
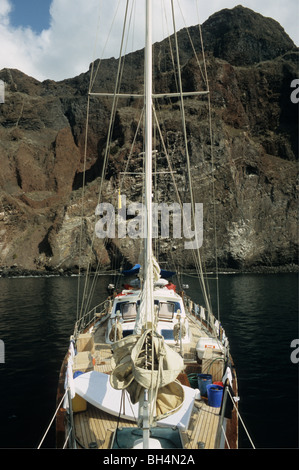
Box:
[73,370,198,430]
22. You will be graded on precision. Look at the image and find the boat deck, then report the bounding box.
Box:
[71,312,230,449]
[73,397,221,449]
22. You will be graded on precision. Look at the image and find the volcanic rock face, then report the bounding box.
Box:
[0,6,298,273]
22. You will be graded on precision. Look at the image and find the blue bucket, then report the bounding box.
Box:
[207,384,223,407]
[197,373,212,397]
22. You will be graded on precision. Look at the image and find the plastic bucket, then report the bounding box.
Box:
[207,384,223,407]
[197,373,212,397]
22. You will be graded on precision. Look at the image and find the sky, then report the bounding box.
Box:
[0,0,298,82]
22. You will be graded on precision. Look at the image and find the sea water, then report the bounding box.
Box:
[0,273,297,448]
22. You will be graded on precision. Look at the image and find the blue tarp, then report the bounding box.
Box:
[121,264,141,276]
[121,264,175,278]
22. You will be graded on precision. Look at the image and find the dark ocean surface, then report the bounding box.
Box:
[0,273,298,449]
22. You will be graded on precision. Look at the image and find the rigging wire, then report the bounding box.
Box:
[148,0,213,319]
[37,388,68,449]
[195,0,221,322]
[158,0,220,323]
[90,0,123,91]
[227,387,256,449]
[76,1,125,325]
[78,0,132,324]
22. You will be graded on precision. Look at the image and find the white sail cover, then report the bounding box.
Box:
[110,329,185,420]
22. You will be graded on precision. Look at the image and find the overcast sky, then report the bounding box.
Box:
[0,0,298,81]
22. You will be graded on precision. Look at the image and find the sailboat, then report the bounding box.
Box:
[55,0,239,450]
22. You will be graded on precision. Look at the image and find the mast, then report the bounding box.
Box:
[140,0,154,328]
[140,0,154,449]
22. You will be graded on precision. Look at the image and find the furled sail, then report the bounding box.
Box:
[134,255,161,334]
[110,329,185,421]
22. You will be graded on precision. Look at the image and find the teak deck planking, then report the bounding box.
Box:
[72,313,225,450]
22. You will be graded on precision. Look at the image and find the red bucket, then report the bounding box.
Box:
[213,381,223,387]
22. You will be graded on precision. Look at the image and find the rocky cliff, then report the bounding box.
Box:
[0,6,298,275]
